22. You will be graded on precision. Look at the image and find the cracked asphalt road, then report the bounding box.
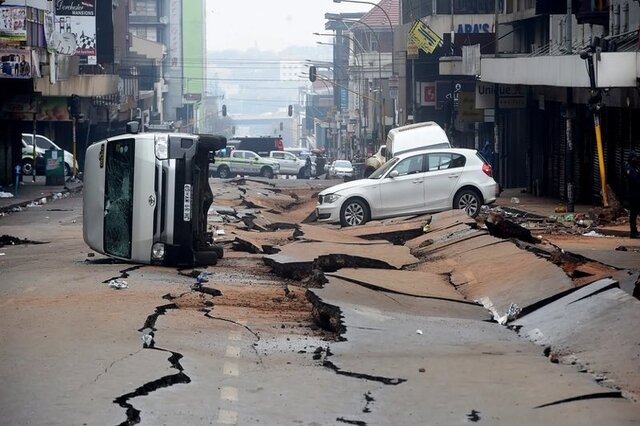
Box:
[0,180,639,425]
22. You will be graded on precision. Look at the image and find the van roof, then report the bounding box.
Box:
[390,121,439,134]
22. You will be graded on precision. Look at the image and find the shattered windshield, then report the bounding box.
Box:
[104,139,134,258]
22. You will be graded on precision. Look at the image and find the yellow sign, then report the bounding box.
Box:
[409,20,443,54]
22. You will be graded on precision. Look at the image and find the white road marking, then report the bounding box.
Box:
[225,346,241,358]
[220,386,239,402]
[223,362,239,377]
[217,408,238,425]
[228,330,242,341]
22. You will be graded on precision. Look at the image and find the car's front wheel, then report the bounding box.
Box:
[64,163,71,176]
[217,166,231,179]
[340,198,369,227]
[260,167,274,179]
[454,188,481,217]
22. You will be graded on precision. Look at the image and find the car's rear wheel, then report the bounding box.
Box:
[218,166,230,179]
[21,159,33,176]
[454,188,481,217]
[261,167,274,179]
[340,198,369,227]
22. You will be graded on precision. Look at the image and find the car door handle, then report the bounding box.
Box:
[448,174,459,178]
[412,179,423,184]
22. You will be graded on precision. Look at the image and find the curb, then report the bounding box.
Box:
[0,182,83,214]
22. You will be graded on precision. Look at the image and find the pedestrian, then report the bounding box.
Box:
[315,154,325,179]
[304,156,312,179]
[481,140,493,165]
[19,55,30,77]
[626,149,640,239]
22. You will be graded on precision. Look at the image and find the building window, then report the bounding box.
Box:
[131,0,157,17]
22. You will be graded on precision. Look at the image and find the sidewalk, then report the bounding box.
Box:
[0,176,83,214]
[495,188,634,237]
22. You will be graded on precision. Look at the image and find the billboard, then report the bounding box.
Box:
[0,6,27,42]
[54,0,96,65]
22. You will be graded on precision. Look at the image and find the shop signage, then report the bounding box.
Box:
[54,0,97,65]
[409,20,443,54]
[0,6,27,42]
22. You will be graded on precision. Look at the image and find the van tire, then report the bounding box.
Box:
[194,250,218,266]
[218,165,230,179]
[64,163,71,176]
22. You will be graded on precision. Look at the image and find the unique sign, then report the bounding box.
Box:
[475,82,526,109]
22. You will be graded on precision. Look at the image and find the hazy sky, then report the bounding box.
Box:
[206,0,369,52]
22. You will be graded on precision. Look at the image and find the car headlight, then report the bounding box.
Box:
[151,242,166,261]
[155,134,169,159]
[323,194,340,204]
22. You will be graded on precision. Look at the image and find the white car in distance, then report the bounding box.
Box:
[328,160,354,179]
[316,148,498,226]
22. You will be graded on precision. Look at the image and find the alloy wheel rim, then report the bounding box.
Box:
[459,193,478,215]
[345,203,364,225]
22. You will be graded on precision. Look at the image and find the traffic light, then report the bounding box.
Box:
[287,104,293,117]
[222,104,227,117]
[309,66,316,82]
[68,94,81,118]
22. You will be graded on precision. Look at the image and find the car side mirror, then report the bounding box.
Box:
[389,170,399,178]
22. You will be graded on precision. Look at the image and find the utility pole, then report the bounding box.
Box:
[493,0,501,186]
[580,39,609,207]
[565,0,575,212]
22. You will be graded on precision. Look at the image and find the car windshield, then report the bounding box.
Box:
[335,160,351,168]
[368,157,400,179]
[103,139,134,259]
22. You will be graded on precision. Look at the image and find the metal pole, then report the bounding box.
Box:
[565,89,575,212]
[72,116,77,178]
[32,113,37,181]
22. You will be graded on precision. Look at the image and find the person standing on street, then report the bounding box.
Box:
[626,149,640,238]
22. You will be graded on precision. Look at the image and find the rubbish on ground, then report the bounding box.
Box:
[422,223,430,233]
[108,279,128,289]
[416,329,423,335]
[582,230,609,238]
[0,253,5,256]
[215,228,225,236]
[0,191,14,198]
[497,303,521,325]
[52,193,63,200]
[554,206,567,213]
[40,197,47,204]
[26,202,40,208]
[510,197,520,204]
[141,332,154,348]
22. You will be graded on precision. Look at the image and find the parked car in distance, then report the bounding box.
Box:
[327,160,354,179]
[268,151,314,178]
[21,133,78,176]
[210,149,280,179]
[316,148,498,226]
[236,136,284,157]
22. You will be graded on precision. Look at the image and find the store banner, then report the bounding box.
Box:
[0,6,27,42]
[54,0,96,64]
[0,48,33,78]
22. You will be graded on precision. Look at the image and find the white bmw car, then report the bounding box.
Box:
[316,148,499,226]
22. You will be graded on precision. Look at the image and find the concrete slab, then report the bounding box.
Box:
[230,229,293,254]
[544,236,640,271]
[326,268,469,302]
[413,231,496,258]
[338,215,430,242]
[263,241,418,279]
[296,224,387,245]
[513,278,640,400]
[308,277,640,424]
[405,223,473,250]
[446,241,577,321]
